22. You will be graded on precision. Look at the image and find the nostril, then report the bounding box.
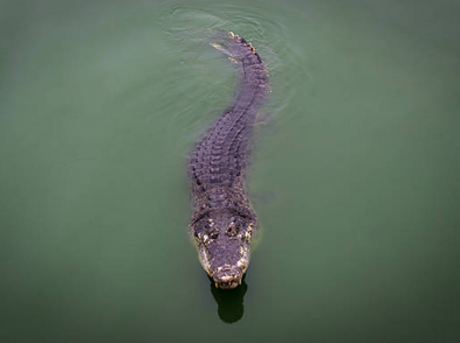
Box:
[220,275,234,282]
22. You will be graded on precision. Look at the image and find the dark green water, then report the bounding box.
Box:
[1,1,459,342]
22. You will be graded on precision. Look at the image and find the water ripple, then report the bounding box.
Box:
[157,2,313,138]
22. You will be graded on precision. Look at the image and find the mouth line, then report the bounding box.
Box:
[215,279,241,289]
[213,269,244,289]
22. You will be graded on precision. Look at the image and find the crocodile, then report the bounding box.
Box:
[188,32,269,289]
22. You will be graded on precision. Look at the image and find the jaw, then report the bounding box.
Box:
[215,279,240,289]
[212,264,246,289]
[197,243,250,289]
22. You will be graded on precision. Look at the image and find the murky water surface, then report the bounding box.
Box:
[1,1,459,342]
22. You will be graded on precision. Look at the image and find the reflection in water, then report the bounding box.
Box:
[209,277,248,323]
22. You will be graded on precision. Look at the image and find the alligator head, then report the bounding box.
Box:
[191,210,255,289]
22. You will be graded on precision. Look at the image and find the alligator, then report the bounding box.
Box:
[188,32,269,289]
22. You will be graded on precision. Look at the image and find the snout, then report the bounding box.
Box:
[213,266,243,289]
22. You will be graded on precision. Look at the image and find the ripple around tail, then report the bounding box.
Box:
[157,2,313,132]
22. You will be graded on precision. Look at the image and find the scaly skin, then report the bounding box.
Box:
[188,32,269,289]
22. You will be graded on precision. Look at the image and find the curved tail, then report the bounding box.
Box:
[211,31,270,104]
[211,32,264,66]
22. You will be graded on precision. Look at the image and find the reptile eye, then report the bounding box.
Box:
[227,226,239,236]
[210,232,219,239]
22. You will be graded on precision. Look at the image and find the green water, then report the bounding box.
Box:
[1,0,459,342]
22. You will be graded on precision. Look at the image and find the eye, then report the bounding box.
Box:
[210,232,219,239]
[226,226,239,236]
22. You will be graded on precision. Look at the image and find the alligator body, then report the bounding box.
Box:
[188,32,269,289]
